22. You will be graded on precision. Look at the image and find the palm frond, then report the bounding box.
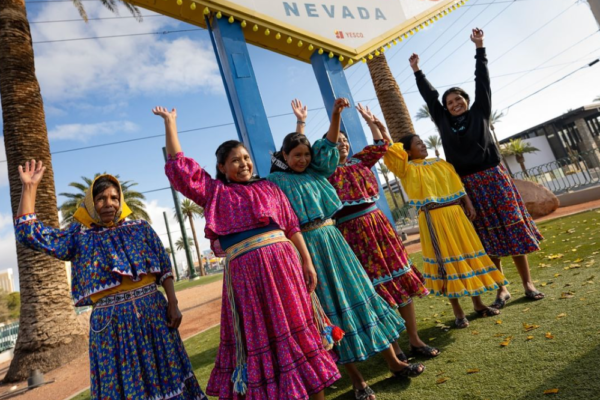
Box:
[415,104,433,122]
[71,0,88,22]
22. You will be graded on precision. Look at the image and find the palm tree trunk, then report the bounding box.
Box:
[435,149,440,157]
[490,125,514,177]
[186,213,206,276]
[393,175,406,204]
[367,54,415,142]
[0,0,87,382]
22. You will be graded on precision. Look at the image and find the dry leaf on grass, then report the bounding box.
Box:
[543,388,559,395]
[495,320,502,325]
[526,336,534,341]
[557,313,567,318]
[500,336,513,347]
[466,369,480,374]
[545,332,554,339]
[436,370,445,376]
[560,291,575,299]
[471,331,479,335]
[436,377,450,385]
[523,323,540,332]
[547,254,564,260]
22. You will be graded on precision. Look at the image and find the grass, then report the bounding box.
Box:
[70,210,600,400]
[171,272,223,292]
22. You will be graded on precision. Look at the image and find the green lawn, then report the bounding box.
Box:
[71,210,600,400]
[170,272,223,292]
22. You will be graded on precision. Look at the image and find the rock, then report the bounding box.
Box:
[513,179,560,218]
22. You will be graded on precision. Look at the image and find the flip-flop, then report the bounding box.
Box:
[354,385,375,400]
[409,344,440,358]
[455,317,469,329]
[391,363,426,379]
[490,294,511,309]
[474,307,501,317]
[525,290,545,300]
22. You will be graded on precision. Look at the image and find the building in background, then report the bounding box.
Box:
[500,102,600,171]
[0,269,14,293]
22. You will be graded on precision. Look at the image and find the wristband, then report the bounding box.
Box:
[297,120,306,125]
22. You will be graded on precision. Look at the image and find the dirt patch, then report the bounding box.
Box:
[0,280,224,400]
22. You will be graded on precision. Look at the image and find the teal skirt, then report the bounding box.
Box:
[303,224,405,364]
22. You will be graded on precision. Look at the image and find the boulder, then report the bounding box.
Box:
[513,179,560,218]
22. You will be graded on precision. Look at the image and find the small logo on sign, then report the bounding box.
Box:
[335,30,344,39]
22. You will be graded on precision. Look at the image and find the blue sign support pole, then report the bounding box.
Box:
[310,53,394,223]
[206,16,275,178]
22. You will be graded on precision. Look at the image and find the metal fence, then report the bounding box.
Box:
[511,150,600,194]
[394,204,419,231]
[0,322,19,353]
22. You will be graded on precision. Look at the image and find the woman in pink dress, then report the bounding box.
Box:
[154,106,340,400]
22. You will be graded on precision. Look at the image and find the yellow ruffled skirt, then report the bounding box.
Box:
[419,205,508,298]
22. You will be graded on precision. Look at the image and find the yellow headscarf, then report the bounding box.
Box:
[73,174,132,228]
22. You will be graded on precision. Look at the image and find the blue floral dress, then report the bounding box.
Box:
[14,214,206,400]
[267,138,405,364]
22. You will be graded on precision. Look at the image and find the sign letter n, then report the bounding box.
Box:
[283,2,300,17]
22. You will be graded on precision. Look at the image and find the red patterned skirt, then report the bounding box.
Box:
[461,165,543,258]
[336,205,429,308]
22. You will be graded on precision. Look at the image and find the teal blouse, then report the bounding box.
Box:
[267,138,342,225]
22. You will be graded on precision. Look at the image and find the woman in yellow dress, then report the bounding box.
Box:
[382,130,508,328]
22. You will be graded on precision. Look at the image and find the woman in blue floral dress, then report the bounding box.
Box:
[267,99,425,400]
[13,161,205,400]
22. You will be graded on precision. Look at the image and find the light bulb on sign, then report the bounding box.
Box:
[176,0,182,5]
[318,48,324,55]
[368,54,373,60]
[203,7,209,15]
[286,37,292,44]
[190,2,196,10]
[328,52,334,58]
[361,58,366,63]
[375,50,380,56]
[264,29,270,36]
[228,16,234,23]
[297,40,303,47]
[338,55,344,61]
[348,59,354,65]
[216,11,222,18]
[308,44,314,51]
[275,33,281,40]
[252,24,258,32]
[241,20,247,28]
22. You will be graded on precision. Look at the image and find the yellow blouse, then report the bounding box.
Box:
[383,143,466,210]
[90,274,157,303]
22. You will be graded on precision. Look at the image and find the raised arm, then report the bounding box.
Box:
[410,53,445,125]
[470,28,491,117]
[356,103,384,141]
[153,106,181,157]
[292,99,308,134]
[326,98,350,144]
[17,160,46,217]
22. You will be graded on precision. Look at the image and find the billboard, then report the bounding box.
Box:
[128,0,467,65]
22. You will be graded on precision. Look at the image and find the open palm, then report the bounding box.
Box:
[18,160,46,185]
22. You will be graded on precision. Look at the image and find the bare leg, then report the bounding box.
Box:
[450,298,469,328]
[311,390,325,400]
[398,302,439,356]
[344,363,375,400]
[490,256,511,300]
[513,255,543,298]
[471,296,500,316]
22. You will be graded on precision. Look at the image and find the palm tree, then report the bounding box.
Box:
[415,104,434,124]
[378,163,400,210]
[595,95,600,102]
[488,110,515,176]
[58,174,151,226]
[424,136,442,157]
[500,139,539,177]
[0,0,140,382]
[175,236,194,252]
[178,199,206,276]
[367,54,415,142]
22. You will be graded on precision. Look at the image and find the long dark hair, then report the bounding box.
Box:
[442,87,470,110]
[398,134,418,160]
[270,132,313,173]
[93,176,120,199]
[215,140,247,183]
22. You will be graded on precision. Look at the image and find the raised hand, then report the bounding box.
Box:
[470,28,484,48]
[291,99,308,122]
[356,103,376,124]
[372,116,391,142]
[152,106,177,121]
[409,53,420,72]
[18,160,46,186]
[332,98,350,115]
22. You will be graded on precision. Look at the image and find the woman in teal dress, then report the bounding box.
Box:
[267,99,425,400]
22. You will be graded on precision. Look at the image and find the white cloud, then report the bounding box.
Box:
[31,4,222,101]
[48,120,138,141]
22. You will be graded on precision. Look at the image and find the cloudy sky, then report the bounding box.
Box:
[1,0,599,289]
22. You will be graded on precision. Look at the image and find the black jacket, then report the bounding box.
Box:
[414,47,501,177]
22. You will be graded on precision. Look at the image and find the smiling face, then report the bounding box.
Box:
[284,144,312,173]
[218,145,254,183]
[337,133,350,162]
[94,186,120,224]
[445,91,470,117]
[406,136,428,160]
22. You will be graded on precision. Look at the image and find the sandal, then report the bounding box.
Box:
[354,385,375,400]
[525,290,545,301]
[490,294,511,309]
[391,363,425,379]
[474,307,501,317]
[409,344,440,358]
[455,317,469,329]
[396,349,408,363]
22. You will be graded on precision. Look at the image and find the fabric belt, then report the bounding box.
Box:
[419,200,463,294]
[94,283,157,309]
[336,203,378,225]
[301,218,334,232]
